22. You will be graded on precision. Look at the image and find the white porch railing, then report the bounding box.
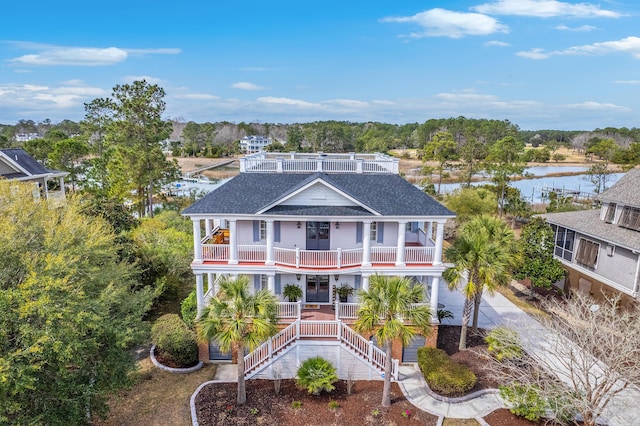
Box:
[239,152,399,174]
[202,245,434,267]
[335,302,359,320]
[244,320,399,380]
[277,301,302,320]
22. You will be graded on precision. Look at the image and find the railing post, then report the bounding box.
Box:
[295,247,301,268]
[295,320,300,339]
[336,321,341,341]
[368,340,373,362]
[297,301,302,320]
[335,301,340,321]
[268,338,273,359]
[337,248,342,268]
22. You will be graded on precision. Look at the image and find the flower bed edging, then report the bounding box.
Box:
[150,345,203,374]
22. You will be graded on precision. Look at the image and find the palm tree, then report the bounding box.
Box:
[354,275,431,408]
[444,215,521,350]
[197,275,277,405]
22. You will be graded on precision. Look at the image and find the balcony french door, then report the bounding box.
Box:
[306,275,330,303]
[306,221,330,250]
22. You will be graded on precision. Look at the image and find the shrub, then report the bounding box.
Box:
[181,290,197,329]
[499,383,547,421]
[485,326,522,361]
[151,314,198,367]
[296,356,338,395]
[417,347,477,395]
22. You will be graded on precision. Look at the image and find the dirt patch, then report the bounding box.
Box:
[195,379,438,426]
[93,358,217,426]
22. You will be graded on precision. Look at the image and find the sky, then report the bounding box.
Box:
[2,0,640,131]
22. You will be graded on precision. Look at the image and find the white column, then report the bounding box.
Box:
[196,274,205,318]
[267,274,275,294]
[430,276,440,323]
[229,219,238,264]
[362,221,372,266]
[362,274,370,291]
[396,221,406,266]
[265,220,275,265]
[192,219,202,262]
[426,221,433,241]
[207,273,214,294]
[205,219,212,238]
[59,177,66,197]
[434,221,445,265]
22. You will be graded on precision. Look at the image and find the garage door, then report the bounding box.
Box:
[402,336,426,363]
[208,341,232,361]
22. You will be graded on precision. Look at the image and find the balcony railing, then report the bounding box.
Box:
[200,244,435,267]
[239,152,399,174]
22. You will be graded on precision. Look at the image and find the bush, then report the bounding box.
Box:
[499,383,547,421]
[417,347,477,395]
[151,314,198,367]
[181,290,197,329]
[485,326,522,361]
[296,356,338,395]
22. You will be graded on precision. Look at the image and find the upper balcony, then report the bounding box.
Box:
[239,152,399,174]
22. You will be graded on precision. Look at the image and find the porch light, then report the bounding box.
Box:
[297,221,301,229]
[335,222,340,229]
[296,274,301,280]
[334,274,339,281]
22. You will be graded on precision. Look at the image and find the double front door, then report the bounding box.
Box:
[306,275,330,303]
[306,221,330,250]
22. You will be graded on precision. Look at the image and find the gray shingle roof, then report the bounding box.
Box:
[541,209,640,251]
[597,167,640,208]
[182,172,455,218]
[0,148,51,176]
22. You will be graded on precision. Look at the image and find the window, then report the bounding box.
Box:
[619,206,640,231]
[552,225,575,261]
[370,222,377,241]
[575,238,599,269]
[260,220,267,240]
[604,203,616,223]
[260,275,269,291]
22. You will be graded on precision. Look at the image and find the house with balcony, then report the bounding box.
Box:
[0,148,67,199]
[542,167,640,308]
[239,135,274,154]
[182,152,455,380]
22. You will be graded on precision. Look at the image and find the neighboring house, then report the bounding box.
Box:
[542,167,640,308]
[182,152,455,379]
[14,132,40,142]
[0,148,67,199]
[239,135,273,154]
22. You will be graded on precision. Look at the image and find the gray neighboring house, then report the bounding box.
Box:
[0,148,67,199]
[182,152,455,373]
[542,167,640,307]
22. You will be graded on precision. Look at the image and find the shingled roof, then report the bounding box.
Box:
[182,172,455,218]
[0,148,66,179]
[597,167,640,208]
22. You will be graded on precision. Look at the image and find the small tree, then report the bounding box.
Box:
[296,357,338,395]
[514,217,566,297]
[486,294,640,426]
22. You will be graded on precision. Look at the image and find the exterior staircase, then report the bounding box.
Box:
[243,320,399,381]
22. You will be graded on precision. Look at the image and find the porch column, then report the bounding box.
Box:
[196,274,205,318]
[267,273,275,294]
[229,219,238,264]
[205,219,212,238]
[362,274,370,291]
[434,221,445,265]
[192,219,202,262]
[362,221,372,266]
[207,273,214,294]
[426,221,433,241]
[265,219,275,265]
[396,221,407,266]
[43,178,49,198]
[430,276,440,323]
[59,176,66,197]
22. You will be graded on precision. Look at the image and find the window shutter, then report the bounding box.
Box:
[354,275,361,290]
[275,275,281,295]
[253,220,260,242]
[377,222,384,243]
[274,221,281,242]
[254,275,260,292]
[356,222,363,243]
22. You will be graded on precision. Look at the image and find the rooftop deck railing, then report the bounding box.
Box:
[239,152,399,174]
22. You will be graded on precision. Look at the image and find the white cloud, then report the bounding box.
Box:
[517,48,551,59]
[555,24,597,32]
[173,93,220,100]
[123,75,163,84]
[472,0,621,18]
[613,80,640,85]
[381,8,509,38]
[0,83,107,114]
[372,100,395,105]
[9,47,128,66]
[484,40,511,47]
[231,82,265,90]
[562,101,629,111]
[257,97,320,108]
[323,99,369,108]
[520,36,640,60]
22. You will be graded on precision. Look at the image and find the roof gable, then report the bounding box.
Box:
[0,148,51,177]
[597,167,640,208]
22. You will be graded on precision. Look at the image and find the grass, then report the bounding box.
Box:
[94,357,217,426]
[496,284,548,318]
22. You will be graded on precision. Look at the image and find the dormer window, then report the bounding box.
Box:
[604,203,616,223]
[619,206,640,232]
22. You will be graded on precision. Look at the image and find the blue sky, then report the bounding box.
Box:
[2,0,640,130]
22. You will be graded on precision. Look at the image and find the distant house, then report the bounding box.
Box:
[239,135,273,154]
[542,167,640,307]
[182,151,454,378]
[14,132,41,142]
[0,148,67,199]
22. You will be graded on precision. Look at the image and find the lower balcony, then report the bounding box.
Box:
[200,245,434,267]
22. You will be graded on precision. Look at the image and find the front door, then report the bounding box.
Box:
[306,275,330,303]
[306,221,330,250]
